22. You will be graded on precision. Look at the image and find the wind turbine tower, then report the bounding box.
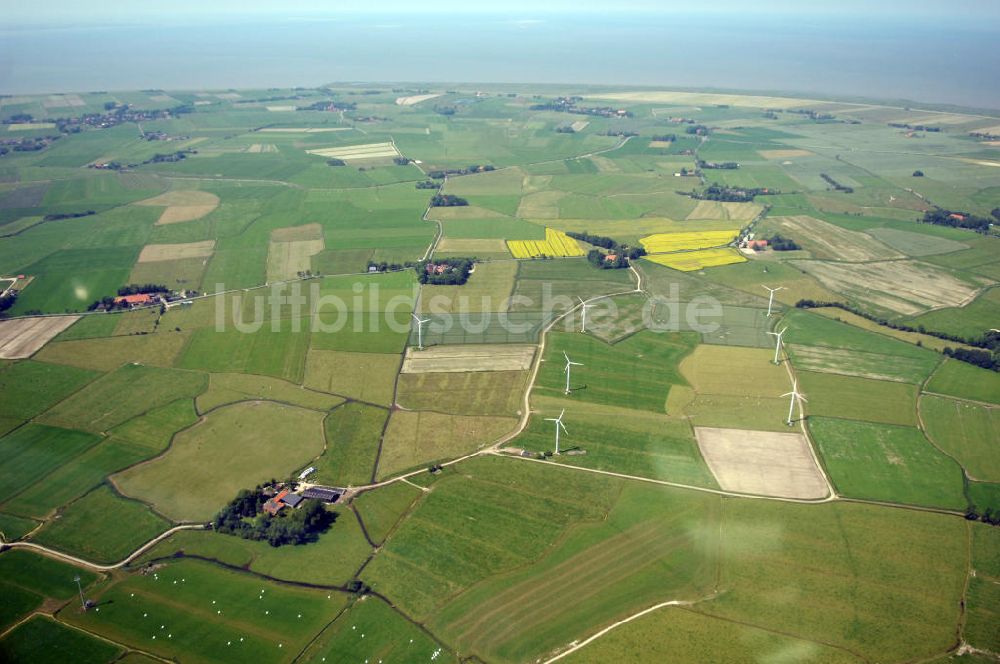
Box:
[545,409,568,454]
[781,380,808,426]
[762,285,785,317]
[411,313,430,351]
[577,297,594,333]
[563,351,583,395]
[767,326,787,365]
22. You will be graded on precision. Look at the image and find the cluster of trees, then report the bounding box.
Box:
[415,180,440,190]
[326,158,346,166]
[889,122,941,132]
[568,231,645,270]
[417,258,474,285]
[297,101,356,111]
[796,299,999,370]
[43,210,95,221]
[690,184,777,202]
[820,173,853,193]
[650,134,676,142]
[913,170,924,177]
[393,157,412,165]
[943,346,997,371]
[429,194,469,207]
[118,283,169,296]
[789,109,836,121]
[213,485,336,547]
[599,129,639,138]
[555,126,575,134]
[367,260,410,273]
[144,150,195,164]
[922,209,992,233]
[685,125,710,136]
[966,507,1000,527]
[0,292,16,315]
[428,165,495,179]
[698,160,739,170]
[766,234,801,251]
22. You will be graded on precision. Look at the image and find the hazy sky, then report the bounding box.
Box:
[8,0,1000,23]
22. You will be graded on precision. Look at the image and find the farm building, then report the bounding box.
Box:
[263,489,289,515]
[302,486,342,503]
[283,493,304,508]
[114,293,154,306]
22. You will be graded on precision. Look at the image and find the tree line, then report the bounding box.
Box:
[417,258,474,285]
[921,209,993,233]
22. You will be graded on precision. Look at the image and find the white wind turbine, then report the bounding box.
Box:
[411,313,430,351]
[577,297,594,333]
[781,380,808,426]
[563,351,583,395]
[545,409,568,454]
[762,285,785,317]
[767,326,787,365]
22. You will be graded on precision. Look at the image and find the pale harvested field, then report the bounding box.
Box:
[589,155,621,172]
[43,94,85,108]
[648,140,674,149]
[687,200,761,221]
[137,240,215,263]
[267,239,325,282]
[266,105,296,112]
[7,123,56,131]
[570,120,590,132]
[0,315,79,359]
[517,190,566,218]
[271,223,323,243]
[771,215,902,262]
[592,91,830,110]
[758,149,815,160]
[306,142,399,160]
[793,259,983,315]
[695,426,829,499]
[136,190,221,226]
[435,238,509,254]
[259,127,352,133]
[401,344,535,373]
[395,93,442,106]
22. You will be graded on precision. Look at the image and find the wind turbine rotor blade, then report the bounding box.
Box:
[559,421,567,433]
[781,391,794,398]
[559,409,565,420]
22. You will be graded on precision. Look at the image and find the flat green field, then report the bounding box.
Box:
[0,616,122,664]
[196,372,344,413]
[302,349,399,406]
[0,360,99,422]
[312,402,388,487]
[115,401,326,521]
[925,360,1000,404]
[396,370,528,416]
[920,395,1000,482]
[61,558,350,664]
[38,364,207,433]
[796,371,919,426]
[0,424,102,504]
[535,331,698,412]
[31,484,170,563]
[353,480,424,544]
[809,417,966,509]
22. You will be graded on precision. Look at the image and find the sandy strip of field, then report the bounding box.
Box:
[570,120,590,132]
[792,259,982,315]
[138,240,216,263]
[271,223,323,243]
[591,91,830,110]
[695,426,829,499]
[401,344,536,374]
[259,127,352,133]
[306,142,400,160]
[396,93,442,106]
[266,105,296,112]
[758,148,814,159]
[648,140,674,148]
[0,316,79,359]
[43,94,85,108]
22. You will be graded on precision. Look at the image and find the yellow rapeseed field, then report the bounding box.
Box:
[639,230,740,253]
[644,248,746,271]
[507,228,585,258]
